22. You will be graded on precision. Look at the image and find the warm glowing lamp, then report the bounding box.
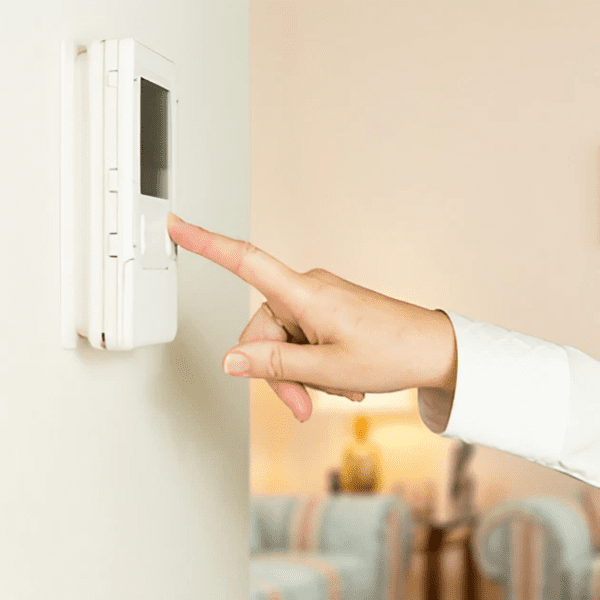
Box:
[311,388,419,494]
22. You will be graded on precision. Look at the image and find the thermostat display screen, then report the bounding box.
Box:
[140,78,169,199]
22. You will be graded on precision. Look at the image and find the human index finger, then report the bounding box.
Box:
[167,213,300,300]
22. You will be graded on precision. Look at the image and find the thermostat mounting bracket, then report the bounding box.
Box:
[60,39,178,350]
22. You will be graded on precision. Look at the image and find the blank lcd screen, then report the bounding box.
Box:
[140,78,169,199]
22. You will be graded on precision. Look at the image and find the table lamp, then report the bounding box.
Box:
[312,388,419,494]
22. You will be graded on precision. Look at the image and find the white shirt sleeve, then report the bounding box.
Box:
[427,311,600,488]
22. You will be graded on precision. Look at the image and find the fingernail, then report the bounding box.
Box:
[223,352,250,376]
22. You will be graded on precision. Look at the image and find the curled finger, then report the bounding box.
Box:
[237,303,312,421]
[306,385,365,403]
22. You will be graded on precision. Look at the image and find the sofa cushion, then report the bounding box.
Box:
[250,494,411,600]
[252,495,303,553]
[250,551,374,600]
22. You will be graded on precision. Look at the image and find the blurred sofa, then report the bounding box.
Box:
[472,495,594,600]
[249,493,413,600]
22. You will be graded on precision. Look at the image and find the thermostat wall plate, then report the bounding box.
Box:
[61,39,178,350]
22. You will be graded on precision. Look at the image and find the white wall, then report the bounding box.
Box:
[1,2,249,598]
[250,0,600,510]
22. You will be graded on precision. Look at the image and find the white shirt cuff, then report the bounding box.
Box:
[441,312,570,467]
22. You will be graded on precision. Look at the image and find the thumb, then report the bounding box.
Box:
[222,341,337,386]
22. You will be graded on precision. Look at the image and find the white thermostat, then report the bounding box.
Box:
[61,39,178,350]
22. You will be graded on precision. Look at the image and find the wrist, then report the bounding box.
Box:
[415,309,457,434]
[429,309,458,393]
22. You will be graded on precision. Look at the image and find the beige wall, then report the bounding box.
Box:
[250,0,600,514]
[2,3,249,598]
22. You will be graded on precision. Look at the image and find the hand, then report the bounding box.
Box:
[167,213,457,423]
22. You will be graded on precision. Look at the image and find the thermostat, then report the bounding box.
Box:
[61,39,178,350]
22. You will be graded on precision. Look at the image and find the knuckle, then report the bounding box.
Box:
[304,269,335,298]
[236,241,260,275]
[241,240,259,260]
[304,269,343,293]
[305,267,329,278]
[242,240,257,253]
[268,344,285,380]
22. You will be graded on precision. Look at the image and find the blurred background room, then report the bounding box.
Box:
[249,2,600,599]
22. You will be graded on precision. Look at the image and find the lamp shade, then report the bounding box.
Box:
[310,387,418,415]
